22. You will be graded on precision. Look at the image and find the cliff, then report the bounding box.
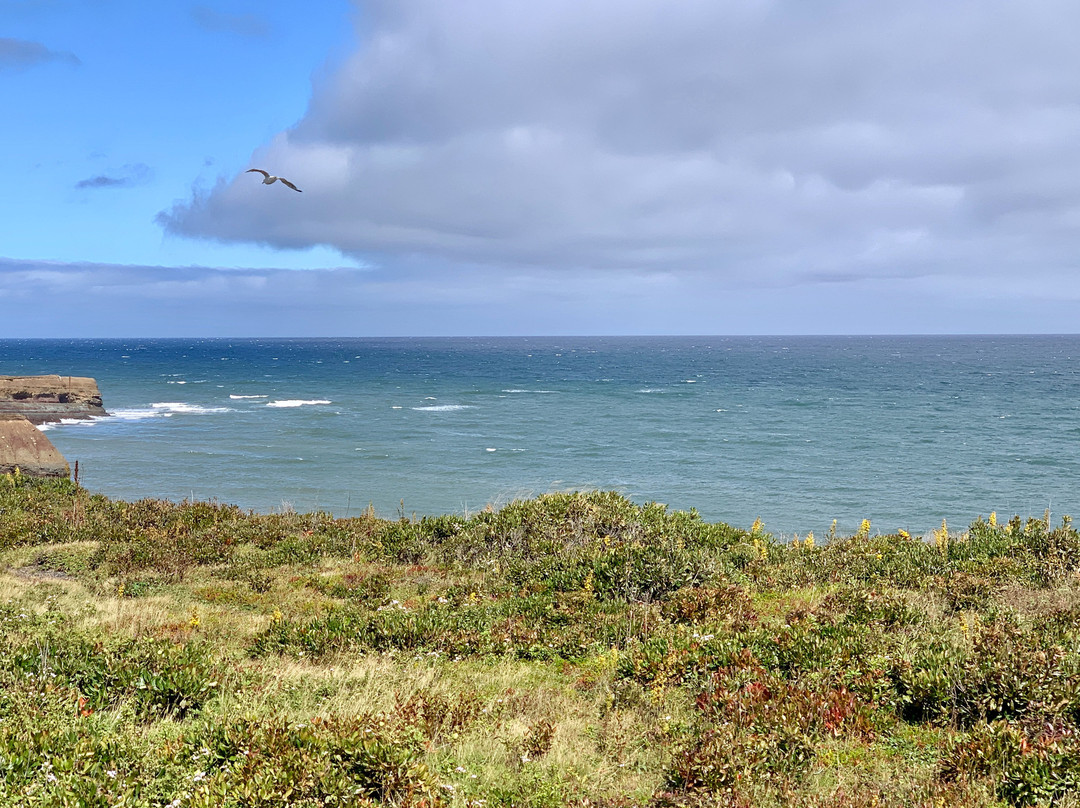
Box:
[0,413,71,477]
[0,375,106,425]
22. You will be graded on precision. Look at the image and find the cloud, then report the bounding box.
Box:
[160,0,1080,298]
[190,5,270,38]
[75,163,152,190]
[0,37,79,70]
[3,256,1078,337]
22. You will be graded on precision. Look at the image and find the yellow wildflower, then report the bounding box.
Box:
[898,529,910,539]
[751,517,764,535]
[188,607,201,630]
[804,532,815,549]
[935,519,949,552]
[857,519,871,539]
[988,511,997,528]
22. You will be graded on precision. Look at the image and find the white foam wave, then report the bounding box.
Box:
[103,402,231,421]
[230,394,269,400]
[266,399,332,408]
[412,404,474,412]
[151,402,232,414]
[502,389,558,394]
[109,408,169,421]
[36,418,97,432]
[636,388,665,393]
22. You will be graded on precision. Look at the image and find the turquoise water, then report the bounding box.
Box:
[4,336,1079,536]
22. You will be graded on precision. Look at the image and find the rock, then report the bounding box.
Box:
[0,413,71,478]
[0,375,106,425]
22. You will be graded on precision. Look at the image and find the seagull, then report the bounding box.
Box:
[245,168,302,192]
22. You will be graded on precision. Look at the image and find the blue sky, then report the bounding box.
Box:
[2,0,353,271]
[4,0,1080,336]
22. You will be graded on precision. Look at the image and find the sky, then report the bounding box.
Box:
[3,0,1080,337]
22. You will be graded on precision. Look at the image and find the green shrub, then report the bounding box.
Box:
[940,719,1080,806]
[7,633,221,720]
[188,715,439,807]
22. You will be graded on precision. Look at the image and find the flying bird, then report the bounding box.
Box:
[245,168,301,192]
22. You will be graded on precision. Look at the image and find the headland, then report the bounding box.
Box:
[0,374,105,477]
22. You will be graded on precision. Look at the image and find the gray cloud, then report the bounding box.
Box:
[0,37,79,70]
[3,256,1076,337]
[75,163,152,190]
[190,5,270,38]
[160,0,1080,296]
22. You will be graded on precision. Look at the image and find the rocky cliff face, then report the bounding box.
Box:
[0,375,106,425]
[0,413,71,477]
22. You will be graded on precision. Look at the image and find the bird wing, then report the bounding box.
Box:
[279,177,302,192]
[245,168,270,178]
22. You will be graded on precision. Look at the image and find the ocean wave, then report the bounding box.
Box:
[99,402,233,421]
[636,388,666,393]
[151,402,233,414]
[266,399,332,408]
[501,389,558,394]
[412,404,474,412]
[108,408,167,421]
[230,394,269,399]
[36,418,98,432]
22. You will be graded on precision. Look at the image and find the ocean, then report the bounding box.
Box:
[3,336,1079,537]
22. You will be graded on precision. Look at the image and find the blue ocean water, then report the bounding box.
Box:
[3,336,1079,536]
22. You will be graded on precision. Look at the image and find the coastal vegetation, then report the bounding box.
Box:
[2,474,1080,806]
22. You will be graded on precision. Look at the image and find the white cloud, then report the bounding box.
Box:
[158,0,1080,299]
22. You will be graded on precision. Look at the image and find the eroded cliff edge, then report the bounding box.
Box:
[0,375,106,425]
[0,413,71,477]
[0,375,106,477]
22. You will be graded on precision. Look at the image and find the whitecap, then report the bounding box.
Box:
[151,402,232,415]
[637,388,665,393]
[229,394,269,400]
[266,399,332,408]
[486,448,497,452]
[36,418,97,432]
[412,404,474,412]
[501,389,557,394]
[109,408,170,421]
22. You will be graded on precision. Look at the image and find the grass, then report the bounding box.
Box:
[2,475,1080,806]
